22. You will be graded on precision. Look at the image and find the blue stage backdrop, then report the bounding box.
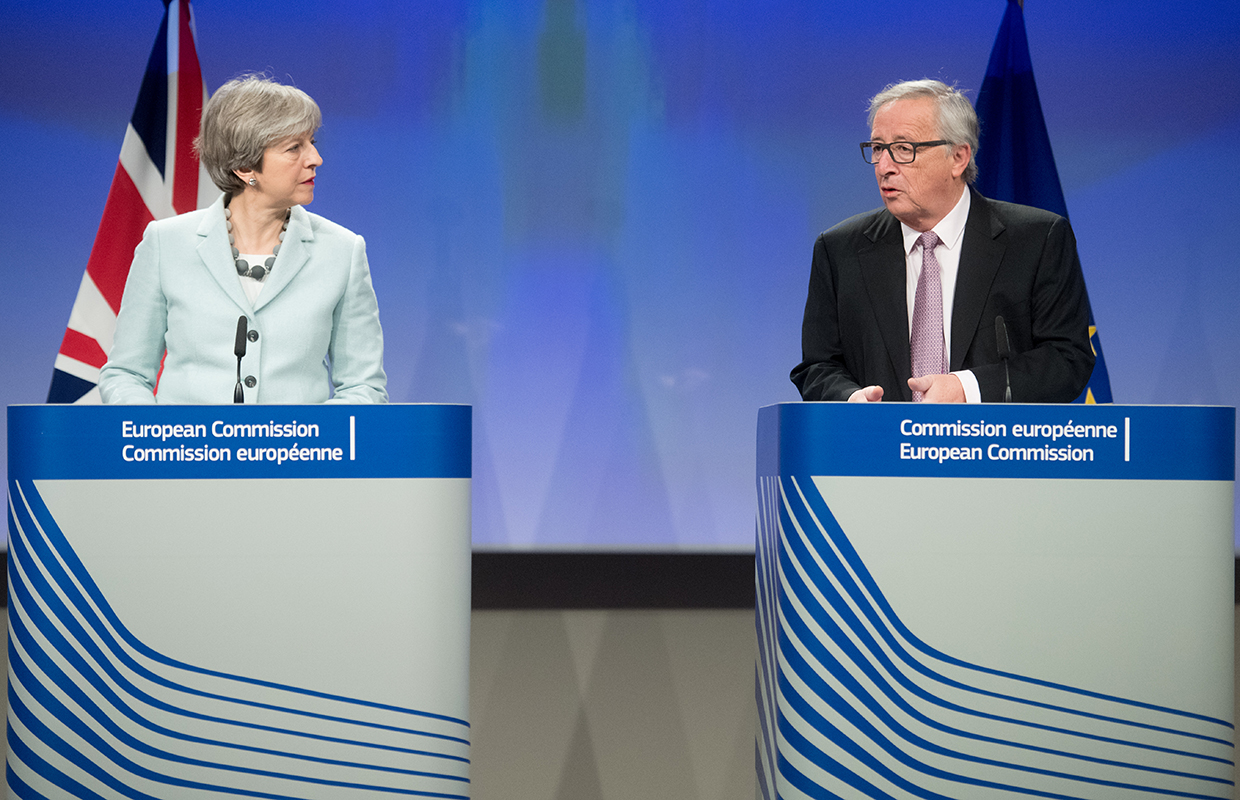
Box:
[3,0,1239,550]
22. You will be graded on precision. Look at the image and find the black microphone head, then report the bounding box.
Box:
[995,315,1011,359]
[235,316,249,358]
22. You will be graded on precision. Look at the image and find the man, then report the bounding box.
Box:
[791,79,1094,403]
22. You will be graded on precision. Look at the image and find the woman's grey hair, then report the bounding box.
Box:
[195,74,322,196]
[867,79,979,184]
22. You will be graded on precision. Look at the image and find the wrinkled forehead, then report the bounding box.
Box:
[870,96,940,139]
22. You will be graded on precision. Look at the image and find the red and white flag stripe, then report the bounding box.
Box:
[48,0,212,403]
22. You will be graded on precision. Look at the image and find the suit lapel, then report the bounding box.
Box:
[858,211,913,395]
[254,205,312,312]
[196,197,253,315]
[950,191,1006,370]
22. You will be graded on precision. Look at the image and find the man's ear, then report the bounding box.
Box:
[950,144,971,180]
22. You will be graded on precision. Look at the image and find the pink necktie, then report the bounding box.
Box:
[910,231,946,402]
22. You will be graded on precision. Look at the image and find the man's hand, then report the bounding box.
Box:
[847,385,885,403]
[907,373,965,403]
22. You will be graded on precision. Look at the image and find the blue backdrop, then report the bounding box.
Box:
[3,0,1238,550]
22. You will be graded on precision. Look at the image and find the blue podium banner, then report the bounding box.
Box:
[9,404,471,481]
[759,402,1235,481]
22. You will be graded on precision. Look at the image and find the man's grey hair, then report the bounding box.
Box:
[867,79,979,184]
[195,74,322,197]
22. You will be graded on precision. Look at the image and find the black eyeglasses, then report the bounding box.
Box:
[860,140,951,164]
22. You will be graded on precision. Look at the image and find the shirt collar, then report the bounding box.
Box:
[900,187,971,254]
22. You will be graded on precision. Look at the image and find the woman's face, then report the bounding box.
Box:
[252,133,321,208]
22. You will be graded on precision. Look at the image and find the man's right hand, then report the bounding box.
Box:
[847,385,884,403]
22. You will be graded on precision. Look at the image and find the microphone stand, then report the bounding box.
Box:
[995,315,1012,403]
[234,316,248,403]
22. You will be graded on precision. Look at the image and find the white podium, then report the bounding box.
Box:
[756,402,1235,799]
[7,404,472,799]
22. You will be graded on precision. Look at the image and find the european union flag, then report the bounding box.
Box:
[975,0,1112,404]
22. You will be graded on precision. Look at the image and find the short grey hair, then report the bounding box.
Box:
[867,79,979,184]
[195,74,322,196]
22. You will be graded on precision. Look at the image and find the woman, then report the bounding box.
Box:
[100,74,387,404]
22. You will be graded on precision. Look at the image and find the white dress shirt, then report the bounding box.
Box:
[900,188,982,403]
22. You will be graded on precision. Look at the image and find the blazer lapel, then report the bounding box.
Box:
[858,211,913,396]
[196,197,253,315]
[950,190,1006,370]
[254,205,312,312]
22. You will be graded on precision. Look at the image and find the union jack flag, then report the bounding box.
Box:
[47,0,213,403]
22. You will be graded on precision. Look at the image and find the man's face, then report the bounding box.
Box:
[870,96,969,231]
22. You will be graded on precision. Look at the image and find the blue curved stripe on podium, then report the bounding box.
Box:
[776,570,1228,784]
[756,473,1234,798]
[7,586,465,788]
[8,480,469,752]
[7,705,120,800]
[4,749,54,800]
[755,477,784,799]
[12,479,469,732]
[777,623,1225,796]
[777,485,1214,756]
[775,750,854,800]
[788,474,1233,733]
[7,479,470,798]
[778,476,1232,756]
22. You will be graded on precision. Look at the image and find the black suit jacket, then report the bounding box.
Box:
[791,189,1094,402]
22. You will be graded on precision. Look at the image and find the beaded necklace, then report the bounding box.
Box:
[226,206,289,281]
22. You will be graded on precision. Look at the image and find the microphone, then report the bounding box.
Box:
[234,316,248,404]
[995,315,1012,403]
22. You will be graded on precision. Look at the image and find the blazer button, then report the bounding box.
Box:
[247,330,259,342]
[244,376,257,388]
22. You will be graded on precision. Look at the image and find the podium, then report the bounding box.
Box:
[756,402,1235,799]
[6,404,472,799]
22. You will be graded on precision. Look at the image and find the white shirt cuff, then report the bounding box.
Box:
[953,369,982,404]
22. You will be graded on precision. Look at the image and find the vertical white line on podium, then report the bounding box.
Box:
[350,415,356,460]
[1124,417,1130,461]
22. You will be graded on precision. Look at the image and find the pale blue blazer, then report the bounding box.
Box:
[100,195,388,404]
